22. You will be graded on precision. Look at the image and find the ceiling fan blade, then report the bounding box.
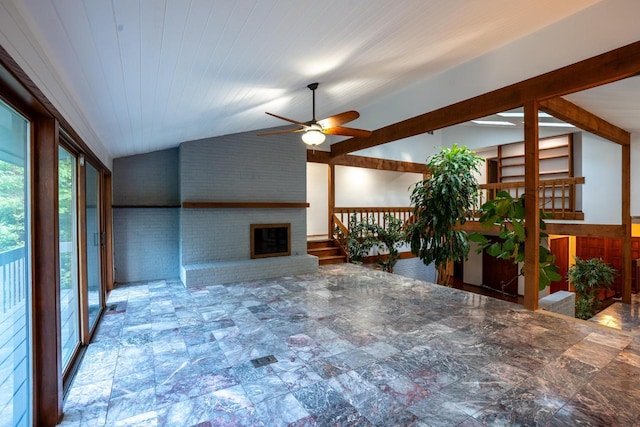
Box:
[317,110,360,128]
[265,112,308,127]
[323,126,372,138]
[257,128,304,136]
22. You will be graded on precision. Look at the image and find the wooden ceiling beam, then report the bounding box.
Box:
[330,40,640,157]
[307,150,428,173]
[539,97,630,145]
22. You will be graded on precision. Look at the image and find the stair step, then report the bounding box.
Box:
[307,239,336,250]
[308,247,342,257]
[318,255,346,265]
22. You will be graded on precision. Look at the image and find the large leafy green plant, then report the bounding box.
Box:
[371,214,406,273]
[568,256,616,319]
[406,144,484,285]
[468,191,562,290]
[337,214,406,272]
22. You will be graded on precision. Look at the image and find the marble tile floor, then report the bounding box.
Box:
[591,292,640,336]
[59,264,640,426]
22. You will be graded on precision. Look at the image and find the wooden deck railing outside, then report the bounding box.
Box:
[0,246,26,313]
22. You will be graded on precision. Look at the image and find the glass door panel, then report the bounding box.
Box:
[85,162,102,330]
[58,146,79,370]
[0,101,31,425]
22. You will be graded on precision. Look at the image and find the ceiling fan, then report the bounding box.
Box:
[258,82,372,146]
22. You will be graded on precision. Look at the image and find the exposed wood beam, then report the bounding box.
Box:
[307,150,428,173]
[545,223,625,238]
[539,97,630,145]
[331,40,640,157]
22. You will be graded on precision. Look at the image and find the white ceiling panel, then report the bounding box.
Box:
[9,0,618,158]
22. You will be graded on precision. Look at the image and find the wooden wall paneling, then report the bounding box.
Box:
[33,117,63,425]
[550,237,570,293]
[523,101,540,310]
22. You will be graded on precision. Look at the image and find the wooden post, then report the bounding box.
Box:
[33,117,63,425]
[622,143,632,303]
[328,164,335,237]
[524,101,540,310]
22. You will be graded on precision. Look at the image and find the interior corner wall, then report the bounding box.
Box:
[334,166,422,207]
[112,148,180,282]
[579,133,621,224]
[307,162,329,236]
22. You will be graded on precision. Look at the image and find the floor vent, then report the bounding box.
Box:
[250,355,278,368]
[106,304,118,312]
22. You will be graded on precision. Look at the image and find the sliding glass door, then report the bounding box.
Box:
[58,146,80,370]
[85,161,102,331]
[0,100,31,425]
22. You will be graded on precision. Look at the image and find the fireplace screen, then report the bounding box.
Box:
[250,223,291,259]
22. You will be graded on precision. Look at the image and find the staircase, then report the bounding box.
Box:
[307,238,346,265]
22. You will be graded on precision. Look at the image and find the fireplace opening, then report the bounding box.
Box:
[250,223,291,259]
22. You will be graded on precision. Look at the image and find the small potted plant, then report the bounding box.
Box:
[567,256,617,320]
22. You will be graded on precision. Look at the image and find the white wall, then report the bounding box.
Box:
[579,133,622,224]
[334,166,422,207]
[307,163,329,236]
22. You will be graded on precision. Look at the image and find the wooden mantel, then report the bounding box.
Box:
[182,202,309,209]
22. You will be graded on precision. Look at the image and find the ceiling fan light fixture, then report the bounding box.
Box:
[302,128,326,145]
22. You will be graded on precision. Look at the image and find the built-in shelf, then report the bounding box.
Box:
[182,202,310,209]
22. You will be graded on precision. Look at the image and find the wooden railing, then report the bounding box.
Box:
[478,177,585,220]
[0,246,26,313]
[333,207,414,231]
[331,207,415,262]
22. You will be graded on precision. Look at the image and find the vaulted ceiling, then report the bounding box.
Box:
[4,0,617,160]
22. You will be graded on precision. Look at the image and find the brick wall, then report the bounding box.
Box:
[179,130,315,284]
[113,130,316,285]
[113,208,179,282]
[113,148,179,205]
[113,149,180,282]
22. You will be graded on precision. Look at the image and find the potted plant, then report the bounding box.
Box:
[469,191,561,291]
[567,256,617,320]
[371,214,405,273]
[406,144,484,285]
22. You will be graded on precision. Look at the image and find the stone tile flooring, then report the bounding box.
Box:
[60,264,640,426]
[591,292,640,336]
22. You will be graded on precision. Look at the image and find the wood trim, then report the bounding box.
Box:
[539,97,630,146]
[33,117,63,425]
[103,173,114,293]
[307,150,428,173]
[77,156,90,346]
[112,205,182,208]
[330,40,640,157]
[250,223,291,259]
[523,101,540,311]
[182,202,309,209]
